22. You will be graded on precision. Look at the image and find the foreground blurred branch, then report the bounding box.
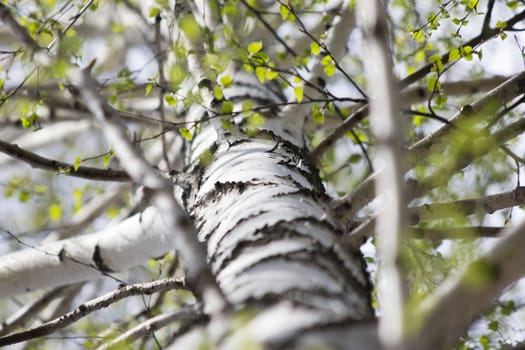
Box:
[357,1,407,348]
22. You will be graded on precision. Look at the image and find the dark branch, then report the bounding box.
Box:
[0,139,131,182]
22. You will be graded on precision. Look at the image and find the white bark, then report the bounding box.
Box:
[0,207,175,298]
[169,63,375,347]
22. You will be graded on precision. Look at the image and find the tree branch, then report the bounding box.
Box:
[0,278,186,347]
[357,1,407,348]
[0,138,131,182]
[400,8,525,88]
[96,305,202,350]
[409,187,525,223]
[407,216,525,350]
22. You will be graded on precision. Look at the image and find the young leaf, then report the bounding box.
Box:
[294,86,304,102]
[145,83,153,96]
[279,4,289,20]
[449,48,461,61]
[165,95,177,105]
[179,127,193,140]
[74,157,81,171]
[222,101,234,114]
[310,42,321,55]
[247,41,263,54]
[219,74,233,87]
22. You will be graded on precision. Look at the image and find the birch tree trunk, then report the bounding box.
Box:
[172,70,376,348]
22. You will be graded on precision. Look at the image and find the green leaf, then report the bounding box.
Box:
[20,117,32,128]
[310,42,321,55]
[495,20,506,30]
[247,41,263,54]
[222,101,234,114]
[349,154,362,163]
[501,301,516,315]
[323,64,336,77]
[74,157,81,171]
[247,113,265,126]
[449,48,461,61]
[148,6,160,18]
[429,55,443,73]
[179,127,193,141]
[265,67,279,80]
[214,85,224,100]
[103,151,112,168]
[467,0,478,9]
[145,83,153,96]
[219,74,233,87]
[488,321,499,331]
[294,86,303,102]
[461,45,473,60]
[255,66,266,82]
[179,15,201,42]
[279,4,290,20]
[427,75,440,91]
[412,29,424,42]
[312,104,324,124]
[18,191,30,202]
[165,95,177,105]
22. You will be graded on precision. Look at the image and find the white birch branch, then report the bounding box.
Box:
[0,207,175,298]
[357,1,407,348]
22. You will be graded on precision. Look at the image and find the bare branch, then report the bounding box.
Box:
[96,305,202,350]
[402,76,510,105]
[0,278,186,347]
[409,187,525,223]
[343,217,504,248]
[0,138,131,182]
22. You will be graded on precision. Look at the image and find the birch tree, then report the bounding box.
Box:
[1,0,525,349]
